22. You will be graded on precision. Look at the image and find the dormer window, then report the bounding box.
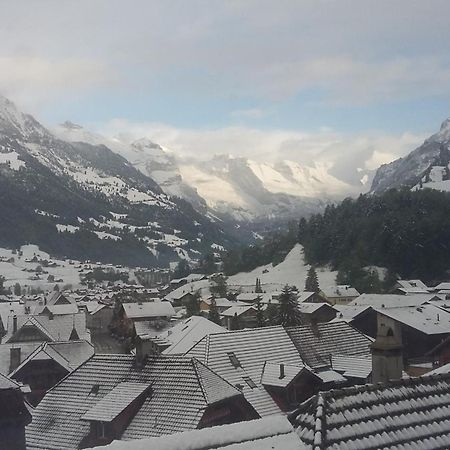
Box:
[243,376,257,389]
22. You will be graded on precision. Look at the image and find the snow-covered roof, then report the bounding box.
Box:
[286,322,372,369]
[293,373,450,449]
[397,279,429,291]
[376,304,450,335]
[434,282,450,291]
[27,354,242,449]
[321,285,359,298]
[261,362,310,388]
[428,363,450,375]
[297,291,315,303]
[162,316,227,355]
[297,302,333,314]
[123,301,175,319]
[96,415,304,450]
[221,305,256,317]
[186,326,307,416]
[332,304,373,322]
[331,354,372,380]
[351,293,438,309]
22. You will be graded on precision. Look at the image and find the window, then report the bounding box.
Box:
[227,352,241,368]
[243,376,257,389]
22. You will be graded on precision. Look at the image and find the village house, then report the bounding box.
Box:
[185,326,355,415]
[394,279,430,295]
[27,349,258,449]
[114,300,175,339]
[221,305,258,330]
[9,340,94,406]
[319,285,360,305]
[297,302,336,324]
[78,300,113,335]
[0,372,32,450]
[199,297,242,314]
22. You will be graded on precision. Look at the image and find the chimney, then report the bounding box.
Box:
[135,336,154,369]
[10,347,21,372]
[279,363,285,379]
[371,312,403,384]
[12,315,18,334]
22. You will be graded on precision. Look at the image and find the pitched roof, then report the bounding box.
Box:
[97,415,304,450]
[297,302,333,314]
[293,373,450,449]
[321,285,359,298]
[27,354,241,449]
[261,362,312,388]
[376,304,450,335]
[4,313,90,343]
[81,382,151,422]
[286,322,372,369]
[221,305,256,317]
[331,304,373,323]
[0,371,20,390]
[186,326,308,417]
[162,316,227,355]
[331,354,372,380]
[351,293,437,308]
[122,301,175,319]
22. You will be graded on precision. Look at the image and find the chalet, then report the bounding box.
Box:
[297,302,336,324]
[0,373,32,450]
[319,285,359,305]
[221,305,258,330]
[292,373,450,449]
[27,350,258,449]
[78,300,113,334]
[374,304,450,359]
[115,300,175,339]
[9,340,94,405]
[395,279,430,295]
[332,304,377,337]
[199,297,242,314]
[186,326,331,415]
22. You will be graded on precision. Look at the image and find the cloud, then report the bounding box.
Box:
[96,119,426,186]
[0,56,114,110]
[230,108,270,120]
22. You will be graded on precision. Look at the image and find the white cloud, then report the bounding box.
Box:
[0,56,114,110]
[96,119,426,186]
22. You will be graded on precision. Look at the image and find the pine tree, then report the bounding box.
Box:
[208,297,221,325]
[13,283,21,296]
[276,285,302,326]
[210,274,228,298]
[230,313,240,330]
[305,266,320,293]
[186,291,201,317]
[0,275,5,294]
[255,295,265,327]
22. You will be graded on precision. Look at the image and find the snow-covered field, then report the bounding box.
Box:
[166,244,337,300]
[228,244,337,291]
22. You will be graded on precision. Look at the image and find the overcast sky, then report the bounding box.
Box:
[1,0,449,178]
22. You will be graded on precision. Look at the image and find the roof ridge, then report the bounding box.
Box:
[191,358,210,405]
[313,392,326,449]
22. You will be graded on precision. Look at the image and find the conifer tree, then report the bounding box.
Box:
[276,285,302,326]
[186,291,201,317]
[255,278,263,293]
[208,297,221,325]
[255,295,265,327]
[305,266,320,293]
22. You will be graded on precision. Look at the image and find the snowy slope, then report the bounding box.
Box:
[371,118,450,193]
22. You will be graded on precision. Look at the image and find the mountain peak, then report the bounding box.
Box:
[60,120,83,130]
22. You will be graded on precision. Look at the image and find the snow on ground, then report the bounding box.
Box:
[0,151,25,170]
[94,231,121,241]
[56,224,79,233]
[228,244,337,291]
[0,245,81,291]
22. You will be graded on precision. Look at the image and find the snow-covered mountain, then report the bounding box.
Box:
[0,96,237,267]
[56,122,356,222]
[371,119,450,193]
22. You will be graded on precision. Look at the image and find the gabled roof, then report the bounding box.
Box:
[261,362,312,388]
[297,302,333,314]
[122,301,175,319]
[10,340,94,378]
[293,373,450,449]
[332,304,373,322]
[286,322,372,369]
[321,285,359,298]
[0,371,20,390]
[376,304,450,335]
[162,316,227,355]
[4,313,90,343]
[26,354,242,449]
[331,354,372,380]
[99,415,303,450]
[351,293,437,308]
[221,305,256,317]
[186,326,308,417]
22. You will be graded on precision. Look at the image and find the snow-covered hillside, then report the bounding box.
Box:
[166,244,337,300]
[371,118,450,193]
[56,123,353,222]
